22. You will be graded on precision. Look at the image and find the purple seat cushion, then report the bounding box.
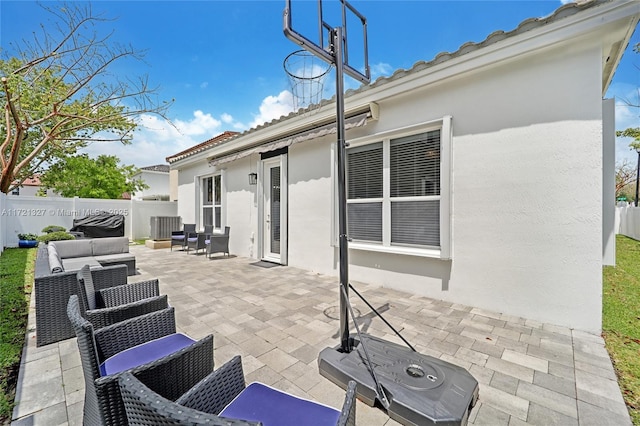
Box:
[187,237,198,242]
[204,240,210,244]
[172,235,185,240]
[100,333,196,376]
[220,382,340,426]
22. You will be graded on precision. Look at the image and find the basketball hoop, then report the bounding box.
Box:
[284,50,332,114]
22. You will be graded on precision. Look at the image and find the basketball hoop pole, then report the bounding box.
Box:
[332,26,351,353]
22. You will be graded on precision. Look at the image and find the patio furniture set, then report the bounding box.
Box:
[34,228,356,425]
[170,224,231,258]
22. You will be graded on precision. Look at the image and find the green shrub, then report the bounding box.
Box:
[41,225,66,234]
[17,233,38,241]
[37,231,75,243]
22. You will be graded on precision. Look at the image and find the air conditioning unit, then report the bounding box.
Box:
[150,216,181,240]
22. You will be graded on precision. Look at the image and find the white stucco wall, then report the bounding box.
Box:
[175,28,612,332]
[175,163,201,224]
[347,43,603,332]
[223,155,259,257]
[132,171,170,200]
[174,159,259,257]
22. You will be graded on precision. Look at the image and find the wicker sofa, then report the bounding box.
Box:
[46,236,136,275]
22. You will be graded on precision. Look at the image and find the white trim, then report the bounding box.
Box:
[348,117,445,148]
[349,242,442,259]
[198,171,225,231]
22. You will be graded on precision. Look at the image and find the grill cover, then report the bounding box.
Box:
[70,212,125,238]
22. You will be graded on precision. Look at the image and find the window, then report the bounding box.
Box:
[202,174,222,230]
[389,131,440,247]
[345,118,451,258]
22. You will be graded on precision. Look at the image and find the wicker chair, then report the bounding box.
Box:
[206,226,231,258]
[67,295,215,426]
[76,265,169,329]
[170,223,196,251]
[186,225,214,254]
[118,355,357,426]
[35,259,131,347]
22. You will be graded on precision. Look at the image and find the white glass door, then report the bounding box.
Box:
[261,156,287,264]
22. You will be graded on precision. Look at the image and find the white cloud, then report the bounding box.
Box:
[250,90,294,129]
[79,110,230,167]
[370,62,394,80]
[174,110,222,136]
[221,113,234,123]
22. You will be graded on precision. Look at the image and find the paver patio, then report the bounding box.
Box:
[11,244,632,425]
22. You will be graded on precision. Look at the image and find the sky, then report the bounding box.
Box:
[1,0,639,168]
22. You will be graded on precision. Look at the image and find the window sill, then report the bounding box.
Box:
[347,242,444,259]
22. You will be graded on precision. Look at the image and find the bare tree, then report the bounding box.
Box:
[0,3,172,193]
[616,159,637,198]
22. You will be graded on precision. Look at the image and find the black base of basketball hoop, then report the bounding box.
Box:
[318,334,479,426]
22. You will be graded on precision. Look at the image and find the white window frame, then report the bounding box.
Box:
[199,171,225,231]
[334,116,452,259]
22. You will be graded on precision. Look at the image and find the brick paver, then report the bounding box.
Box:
[11,245,632,425]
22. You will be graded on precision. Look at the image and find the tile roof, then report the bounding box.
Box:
[166,131,240,164]
[12,175,42,186]
[20,175,42,186]
[140,164,170,173]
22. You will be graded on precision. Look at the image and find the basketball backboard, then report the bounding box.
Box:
[283,0,370,84]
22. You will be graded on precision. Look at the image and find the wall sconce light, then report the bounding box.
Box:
[248,172,258,185]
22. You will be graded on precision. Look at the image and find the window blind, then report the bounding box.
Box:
[390,130,440,197]
[347,202,383,242]
[391,200,440,246]
[347,142,383,199]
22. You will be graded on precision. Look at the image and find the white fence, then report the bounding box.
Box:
[616,205,640,241]
[0,193,177,253]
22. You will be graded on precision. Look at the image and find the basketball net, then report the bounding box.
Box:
[284,50,332,115]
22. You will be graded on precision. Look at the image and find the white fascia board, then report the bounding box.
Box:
[344,0,640,106]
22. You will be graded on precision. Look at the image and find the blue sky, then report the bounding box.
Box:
[1,1,639,168]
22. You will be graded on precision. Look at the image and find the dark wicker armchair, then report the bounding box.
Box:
[76,265,169,329]
[170,223,196,251]
[67,295,215,426]
[206,226,231,258]
[118,355,357,426]
[187,225,214,254]
[35,261,131,346]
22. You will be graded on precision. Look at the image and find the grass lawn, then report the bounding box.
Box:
[603,235,640,425]
[0,247,36,423]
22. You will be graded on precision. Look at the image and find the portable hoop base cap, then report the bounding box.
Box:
[318,334,479,426]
